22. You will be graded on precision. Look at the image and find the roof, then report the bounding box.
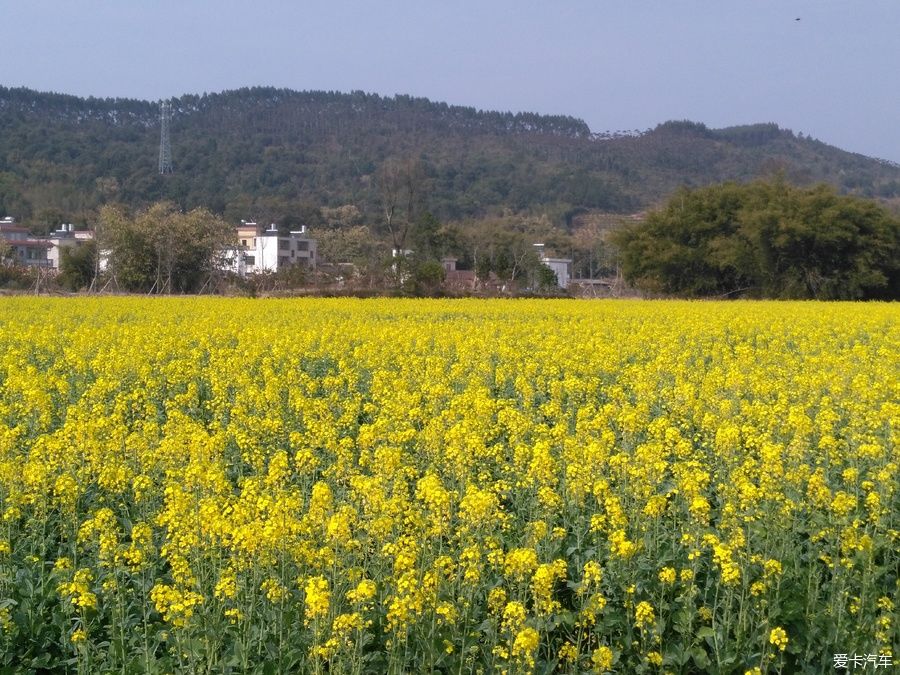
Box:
[446,270,476,282]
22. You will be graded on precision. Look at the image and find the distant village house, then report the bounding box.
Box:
[441,256,477,289]
[223,220,317,276]
[1,217,96,270]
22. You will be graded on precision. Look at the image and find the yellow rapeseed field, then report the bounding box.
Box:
[0,297,897,674]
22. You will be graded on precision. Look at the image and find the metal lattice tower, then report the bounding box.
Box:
[158,100,174,174]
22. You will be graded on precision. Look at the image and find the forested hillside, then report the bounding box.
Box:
[2,85,900,231]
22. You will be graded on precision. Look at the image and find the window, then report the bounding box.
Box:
[296,241,309,251]
[241,239,247,247]
[278,239,289,250]
[244,255,255,266]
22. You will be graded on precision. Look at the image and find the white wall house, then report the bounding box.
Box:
[1,218,99,270]
[223,221,317,276]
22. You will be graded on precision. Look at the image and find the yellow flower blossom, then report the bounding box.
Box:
[769,627,788,652]
[635,601,655,630]
[592,645,613,672]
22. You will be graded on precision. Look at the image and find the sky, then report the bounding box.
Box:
[2,0,899,162]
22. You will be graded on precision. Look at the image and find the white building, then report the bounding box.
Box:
[224,221,317,276]
[534,243,571,288]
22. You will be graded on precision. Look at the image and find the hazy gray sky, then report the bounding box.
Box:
[3,1,899,161]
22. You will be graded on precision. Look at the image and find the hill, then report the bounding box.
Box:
[2,85,900,230]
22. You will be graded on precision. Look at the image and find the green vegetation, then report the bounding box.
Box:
[613,177,900,299]
[2,87,899,232]
[58,240,97,291]
[97,202,232,293]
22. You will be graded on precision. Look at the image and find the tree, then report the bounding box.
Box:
[571,220,619,279]
[613,183,748,296]
[460,214,557,283]
[58,240,97,291]
[33,207,67,236]
[613,178,900,299]
[409,211,465,261]
[315,225,383,273]
[104,201,234,293]
[377,156,428,255]
[101,203,152,291]
[535,264,559,290]
[736,180,900,298]
[404,259,445,296]
[321,204,363,230]
[0,172,31,222]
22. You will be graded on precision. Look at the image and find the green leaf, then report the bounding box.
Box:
[691,647,711,669]
[696,626,715,640]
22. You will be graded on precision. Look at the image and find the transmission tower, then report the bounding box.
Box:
[158,100,174,174]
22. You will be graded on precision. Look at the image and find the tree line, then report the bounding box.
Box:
[48,179,609,296]
[14,174,900,300]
